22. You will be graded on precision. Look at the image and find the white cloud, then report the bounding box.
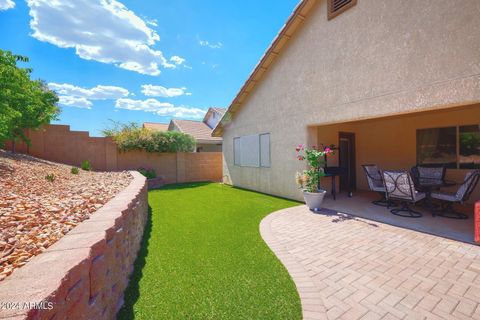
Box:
[199,39,223,49]
[115,98,206,119]
[145,18,158,27]
[115,98,173,111]
[170,55,185,65]
[141,85,188,98]
[58,96,92,109]
[26,0,181,75]
[48,83,129,100]
[0,0,15,10]
[49,82,129,109]
[155,106,205,118]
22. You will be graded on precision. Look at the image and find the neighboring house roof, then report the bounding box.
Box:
[212,0,315,137]
[143,122,169,131]
[170,119,222,144]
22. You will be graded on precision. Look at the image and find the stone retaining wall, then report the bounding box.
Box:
[0,171,148,319]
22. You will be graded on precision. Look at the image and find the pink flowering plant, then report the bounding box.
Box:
[295,144,334,193]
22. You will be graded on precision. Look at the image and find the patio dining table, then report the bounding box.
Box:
[416,178,456,210]
[417,178,456,190]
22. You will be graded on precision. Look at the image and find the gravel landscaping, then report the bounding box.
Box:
[0,150,132,281]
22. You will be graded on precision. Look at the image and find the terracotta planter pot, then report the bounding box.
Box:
[303,189,326,211]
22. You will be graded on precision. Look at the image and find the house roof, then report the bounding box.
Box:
[171,119,222,143]
[143,122,169,131]
[212,0,316,137]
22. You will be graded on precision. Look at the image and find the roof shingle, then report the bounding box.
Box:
[172,119,222,143]
[143,122,169,131]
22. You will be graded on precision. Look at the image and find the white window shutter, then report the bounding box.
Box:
[260,134,270,167]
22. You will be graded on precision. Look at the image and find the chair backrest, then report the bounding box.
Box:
[455,170,480,202]
[382,170,416,201]
[416,166,446,181]
[362,165,383,190]
[410,166,420,180]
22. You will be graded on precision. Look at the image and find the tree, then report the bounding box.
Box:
[0,50,60,150]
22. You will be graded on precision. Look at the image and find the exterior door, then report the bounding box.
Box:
[338,132,356,192]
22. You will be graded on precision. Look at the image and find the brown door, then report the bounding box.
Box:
[338,132,356,192]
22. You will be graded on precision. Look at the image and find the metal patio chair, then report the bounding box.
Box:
[362,164,392,207]
[411,165,446,187]
[431,170,480,219]
[383,170,426,218]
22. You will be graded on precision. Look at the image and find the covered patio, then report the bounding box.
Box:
[307,103,480,245]
[322,192,474,244]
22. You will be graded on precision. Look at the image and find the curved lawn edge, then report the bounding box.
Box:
[118,183,303,319]
[260,206,327,320]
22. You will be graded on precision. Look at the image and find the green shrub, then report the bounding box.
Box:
[81,160,92,171]
[103,121,196,153]
[138,168,156,179]
[45,173,55,182]
[71,167,79,174]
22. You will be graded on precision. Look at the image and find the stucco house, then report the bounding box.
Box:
[213,0,480,202]
[144,107,225,152]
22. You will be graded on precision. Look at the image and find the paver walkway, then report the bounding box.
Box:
[260,206,480,320]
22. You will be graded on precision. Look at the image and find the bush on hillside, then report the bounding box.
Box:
[81,160,92,171]
[102,121,196,153]
[138,168,156,179]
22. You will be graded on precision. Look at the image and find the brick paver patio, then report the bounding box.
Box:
[260,206,480,320]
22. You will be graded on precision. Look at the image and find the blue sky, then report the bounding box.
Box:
[0,0,298,136]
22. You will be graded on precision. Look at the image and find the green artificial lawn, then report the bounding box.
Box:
[118,182,302,320]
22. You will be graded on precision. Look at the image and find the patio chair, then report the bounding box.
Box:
[411,165,446,186]
[431,170,480,219]
[362,164,392,207]
[382,170,426,218]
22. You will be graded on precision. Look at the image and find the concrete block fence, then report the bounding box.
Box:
[0,172,148,319]
[3,124,223,184]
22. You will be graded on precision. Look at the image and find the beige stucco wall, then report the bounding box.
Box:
[222,0,480,201]
[314,104,480,202]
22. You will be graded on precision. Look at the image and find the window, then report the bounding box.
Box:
[234,137,241,165]
[233,133,271,168]
[240,134,260,167]
[417,127,457,168]
[416,124,480,169]
[459,125,480,169]
[260,133,271,167]
[328,0,357,20]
